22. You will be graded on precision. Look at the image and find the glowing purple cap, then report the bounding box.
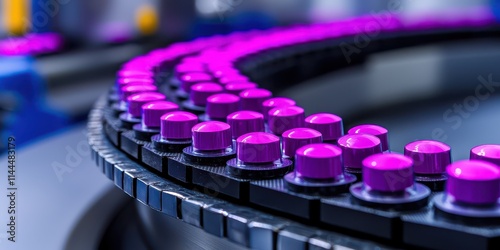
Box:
[142,101,179,128]
[348,124,389,151]
[174,63,206,78]
[236,132,281,163]
[205,94,240,120]
[219,74,249,85]
[337,134,382,169]
[160,111,198,140]
[446,160,500,205]
[192,121,232,151]
[268,106,305,136]
[117,69,153,78]
[305,113,343,141]
[189,83,223,106]
[262,97,296,120]
[470,144,500,167]
[404,140,451,174]
[295,143,343,180]
[282,128,323,158]
[239,88,272,112]
[180,73,213,92]
[225,82,257,95]
[362,153,414,192]
[211,67,240,78]
[227,111,265,139]
[116,77,154,88]
[121,84,158,101]
[127,92,166,117]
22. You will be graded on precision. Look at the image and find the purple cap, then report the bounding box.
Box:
[192,121,232,151]
[268,106,305,135]
[189,83,224,106]
[446,160,500,205]
[305,113,343,141]
[225,82,257,95]
[282,128,323,158]
[337,134,382,169]
[117,69,153,78]
[262,97,296,120]
[127,92,166,117]
[236,132,281,163]
[121,84,158,101]
[470,144,500,166]
[295,143,343,180]
[227,111,265,139]
[239,88,272,112]
[211,67,240,78]
[362,153,414,192]
[218,74,249,85]
[348,124,389,151]
[174,63,206,78]
[404,140,451,174]
[206,94,240,120]
[116,77,154,88]
[160,111,198,140]
[142,101,179,128]
[180,73,213,92]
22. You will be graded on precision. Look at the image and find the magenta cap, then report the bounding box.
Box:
[295,143,343,180]
[470,144,500,166]
[337,134,382,169]
[348,124,389,151]
[174,63,206,78]
[305,113,343,141]
[127,92,166,117]
[219,74,250,85]
[160,111,198,140]
[268,106,305,135]
[142,101,179,128]
[117,69,153,78]
[211,67,240,78]
[262,97,296,120]
[189,83,223,106]
[404,140,451,174]
[121,84,158,101]
[236,132,281,163]
[362,153,414,192]
[192,121,232,151]
[206,94,240,120]
[282,128,323,158]
[116,77,154,88]
[180,72,213,92]
[225,82,257,95]
[239,88,272,112]
[446,160,500,205]
[227,111,265,139]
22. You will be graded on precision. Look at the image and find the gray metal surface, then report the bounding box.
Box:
[0,124,128,250]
